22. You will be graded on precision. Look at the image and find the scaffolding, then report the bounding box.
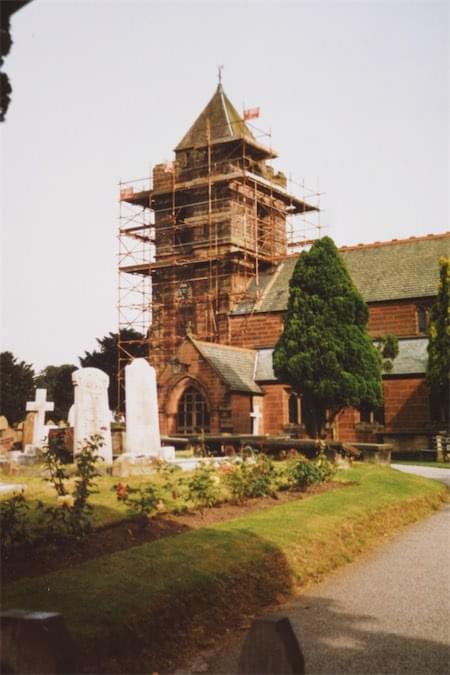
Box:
[117,120,322,409]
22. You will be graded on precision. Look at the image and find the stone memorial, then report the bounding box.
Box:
[72,368,112,463]
[125,358,162,457]
[125,358,175,461]
[67,404,75,428]
[26,389,54,448]
[0,417,17,452]
[22,412,35,446]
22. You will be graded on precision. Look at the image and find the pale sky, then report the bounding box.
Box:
[1,0,448,373]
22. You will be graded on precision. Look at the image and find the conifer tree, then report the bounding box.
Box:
[273,237,383,437]
[79,329,147,411]
[426,256,450,428]
[0,351,35,425]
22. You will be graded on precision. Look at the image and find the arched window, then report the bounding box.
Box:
[176,386,210,434]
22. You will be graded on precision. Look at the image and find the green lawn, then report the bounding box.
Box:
[2,464,447,673]
[1,470,170,527]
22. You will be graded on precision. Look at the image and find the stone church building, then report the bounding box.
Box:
[119,84,449,450]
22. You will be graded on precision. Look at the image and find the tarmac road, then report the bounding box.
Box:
[197,465,450,675]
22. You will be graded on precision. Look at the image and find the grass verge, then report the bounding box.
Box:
[2,464,448,673]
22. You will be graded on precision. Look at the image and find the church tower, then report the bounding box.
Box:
[119,83,317,387]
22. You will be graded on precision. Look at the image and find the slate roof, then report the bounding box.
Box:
[254,338,428,382]
[191,339,262,394]
[233,233,450,314]
[254,349,277,382]
[388,338,428,376]
[175,84,271,155]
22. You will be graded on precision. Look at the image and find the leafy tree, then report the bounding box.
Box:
[272,237,383,438]
[0,351,35,425]
[375,334,399,373]
[79,329,147,410]
[35,364,77,422]
[426,256,450,427]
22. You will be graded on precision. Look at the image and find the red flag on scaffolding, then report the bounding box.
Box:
[243,107,260,120]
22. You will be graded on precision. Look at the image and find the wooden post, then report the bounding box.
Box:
[1,610,75,674]
[238,614,305,674]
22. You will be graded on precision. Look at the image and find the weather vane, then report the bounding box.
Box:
[217,64,224,85]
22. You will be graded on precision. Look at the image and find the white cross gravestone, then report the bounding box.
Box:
[72,368,112,463]
[250,400,263,436]
[125,358,162,457]
[26,389,54,448]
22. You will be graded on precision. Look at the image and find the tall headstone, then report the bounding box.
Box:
[72,368,112,462]
[26,389,54,448]
[125,358,161,457]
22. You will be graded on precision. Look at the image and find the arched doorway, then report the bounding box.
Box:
[176,385,210,434]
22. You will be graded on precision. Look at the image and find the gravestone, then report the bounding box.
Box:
[238,615,305,674]
[26,389,54,448]
[67,404,75,428]
[0,417,17,452]
[1,609,75,674]
[125,358,162,457]
[72,368,112,463]
[22,412,35,446]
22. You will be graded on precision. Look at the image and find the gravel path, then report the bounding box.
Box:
[192,465,450,675]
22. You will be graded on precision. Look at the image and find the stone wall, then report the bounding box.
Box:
[367,300,431,337]
[383,377,430,433]
[229,312,284,349]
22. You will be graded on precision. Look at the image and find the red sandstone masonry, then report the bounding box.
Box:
[383,378,430,432]
[368,301,432,337]
[260,385,288,435]
[230,313,284,349]
[231,395,253,434]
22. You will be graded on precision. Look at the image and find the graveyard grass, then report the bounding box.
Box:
[2,464,448,673]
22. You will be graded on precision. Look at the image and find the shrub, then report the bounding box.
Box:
[187,464,223,511]
[0,491,29,548]
[114,481,165,527]
[240,454,278,498]
[287,456,324,489]
[155,462,189,513]
[221,462,248,503]
[315,452,336,482]
[38,434,102,540]
[47,431,72,464]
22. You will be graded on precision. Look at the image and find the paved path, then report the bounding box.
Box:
[195,465,450,674]
[391,463,450,488]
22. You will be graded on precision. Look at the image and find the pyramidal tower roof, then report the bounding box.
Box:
[175,83,258,151]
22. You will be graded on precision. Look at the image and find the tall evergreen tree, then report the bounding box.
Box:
[79,329,147,410]
[35,364,77,422]
[273,237,383,437]
[0,351,35,425]
[426,256,450,428]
